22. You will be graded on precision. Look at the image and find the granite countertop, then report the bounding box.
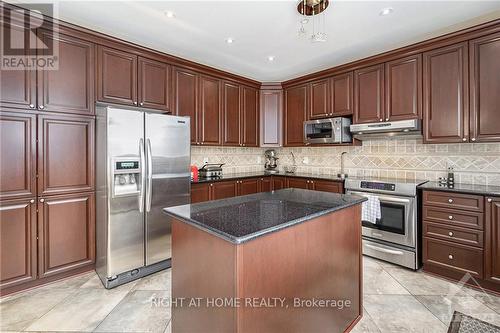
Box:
[418,181,500,197]
[163,188,366,244]
[192,171,345,184]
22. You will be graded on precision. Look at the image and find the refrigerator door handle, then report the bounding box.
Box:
[138,138,146,212]
[146,138,153,212]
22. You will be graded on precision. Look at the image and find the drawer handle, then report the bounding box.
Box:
[449,215,453,220]
[448,199,454,203]
[448,231,454,237]
[448,254,454,260]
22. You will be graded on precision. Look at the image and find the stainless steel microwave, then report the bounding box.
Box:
[304,117,352,144]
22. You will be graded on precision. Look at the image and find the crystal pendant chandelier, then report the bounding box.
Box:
[297,0,329,43]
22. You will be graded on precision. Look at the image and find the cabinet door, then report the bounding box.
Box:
[191,183,210,204]
[241,86,259,147]
[0,198,37,289]
[311,180,343,193]
[199,75,221,145]
[38,114,95,196]
[211,181,237,200]
[385,55,422,121]
[309,79,330,119]
[284,85,308,146]
[260,89,283,147]
[173,67,198,144]
[331,72,353,116]
[354,64,385,124]
[287,177,309,189]
[470,33,500,143]
[485,197,500,284]
[38,192,95,278]
[0,21,36,110]
[423,43,469,143]
[97,46,138,106]
[222,82,241,146]
[272,176,287,190]
[0,112,36,200]
[138,57,170,111]
[37,31,94,115]
[238,178,259,196]
[259,177,272,193]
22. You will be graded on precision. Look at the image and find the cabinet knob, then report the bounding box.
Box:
[134,101,138,106]
[29,104,35,109]
[39,198,45,203]
[448,198,453,203]
[140,102,144,106]
[471,138,476,142]
[448,215,453,220]
[379,119,383,122]
[448,231,454,237]
[488,198,493,203]
[448,254,454,260]
[462,138,467,142]
[39,105,44,109]
[210,184,213,187]
[385,118,389,121]
[30,199,35,204]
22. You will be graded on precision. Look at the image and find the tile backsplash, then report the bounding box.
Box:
[191,139,500,186]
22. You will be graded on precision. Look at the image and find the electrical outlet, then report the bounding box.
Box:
[302,157,309,164]
[203,157,209,164]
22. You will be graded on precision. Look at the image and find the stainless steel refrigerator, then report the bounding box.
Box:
[95,103,190,288]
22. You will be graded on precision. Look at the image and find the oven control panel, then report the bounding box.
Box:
[360,181,396,191]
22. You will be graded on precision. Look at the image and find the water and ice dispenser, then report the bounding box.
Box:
[112,158,141,197]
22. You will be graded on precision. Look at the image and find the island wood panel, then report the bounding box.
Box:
[173,67,198,144]
[353,64,384,124]
[0,197,37,289]
[138,57,170,111]
[469,32,500,142]
[0,112,36,200]
[423,42,469,143]
[485,197,500,284]
[330,72,353,116]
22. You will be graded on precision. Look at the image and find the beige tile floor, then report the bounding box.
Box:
[1,256,499,333]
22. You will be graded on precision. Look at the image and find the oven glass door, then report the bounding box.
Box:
[365,201,406,234]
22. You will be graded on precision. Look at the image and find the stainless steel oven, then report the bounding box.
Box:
[345,178,427,270]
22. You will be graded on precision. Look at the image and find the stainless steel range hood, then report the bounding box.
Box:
[350,119,422,140]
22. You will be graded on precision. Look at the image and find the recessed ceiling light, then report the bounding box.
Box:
[267,56,275,62]
[379,7,394,16]
[225,38,234,44]
[165,11,175,18]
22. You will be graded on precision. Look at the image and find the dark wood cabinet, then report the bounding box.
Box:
[284,84,308,146]
[311,180,343,193]
[173,67,198,144]
[287,177,309,189]
[138,57,170,111]
[222,82,241,146]
[37,31,95,115]
[272,176,287,190]
[354,64,384,124]
[469,33,500,143]
[0,112,36,200]
[38,192,95,278]
[97,46,138,106]
[309,79,330,119]
[211,181,238,200]
[330,72,353,116]
[191,183,210,204]
[485,197,500,284]
[238,178,260,196]
[259,177,272,192]
[0,20,36,110]
[0,198,37,289]
[241,86,259,147]
[260,86,283,147]
[38,114,95,196]
[423,43,469,143]
[198,75,222,145]
[385,55,422,121]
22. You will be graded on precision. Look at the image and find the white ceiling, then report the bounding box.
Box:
[10,0,500,81]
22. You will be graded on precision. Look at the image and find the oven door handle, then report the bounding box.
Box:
[347,190,411,204]
[364,243,404,256]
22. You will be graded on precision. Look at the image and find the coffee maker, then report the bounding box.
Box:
[264,149,279,174]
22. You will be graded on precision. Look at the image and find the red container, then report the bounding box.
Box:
[191,165,198,182]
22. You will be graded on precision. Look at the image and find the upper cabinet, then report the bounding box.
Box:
[385,54,422,121]
[469,32,500,143]
[284,84,308,146]
[309,79,330,119]
[260,84,283,147]
[198,75,222,145]
[241,86,259,147]
[330,72,353,116]
[97,46,170,111]
[353,64,385,124]
[423,43,469,143]
[173,67,198,144]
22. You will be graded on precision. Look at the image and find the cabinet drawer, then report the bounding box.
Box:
[423,191,484,212]
[422,206,484,230]
[424,222,484,248]
[423,238,483,279]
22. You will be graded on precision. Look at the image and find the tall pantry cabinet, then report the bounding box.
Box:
[0,22,96,294]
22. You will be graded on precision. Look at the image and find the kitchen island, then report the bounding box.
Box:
[163,189,366,333]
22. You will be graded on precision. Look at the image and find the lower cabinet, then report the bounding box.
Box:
[485,197,500,284]
[0,197,37,289]
[191,183,211,204]
[259,177,272,192]
[238,178,260,196]
[272,176,287,190]
[37,192,95,278]
[287,177,309,189]
[311,180,344,193]
[212,181,238,200]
